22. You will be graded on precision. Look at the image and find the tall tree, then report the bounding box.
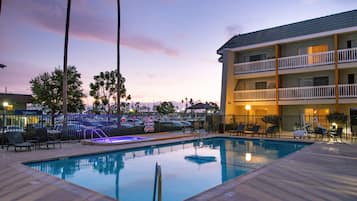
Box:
[156,101,175,115]
[63,0,72,128]
[116,0,121,126]
[30,66,85,124]
[89,70,129,114]
[0,0,3,15]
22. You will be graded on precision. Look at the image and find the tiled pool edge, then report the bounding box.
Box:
[184,142,313,201]
[2,134,316,201]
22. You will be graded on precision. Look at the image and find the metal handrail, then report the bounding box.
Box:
[83,127,108,139]
[152,162,162,201]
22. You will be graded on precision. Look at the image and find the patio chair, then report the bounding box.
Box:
[330,127,343,142]
[313,126,327,140]
[231,124,245,136]
[266,125,278,138]
[5,132,33,152]
[244,125,260,136]
[36,128,62,149]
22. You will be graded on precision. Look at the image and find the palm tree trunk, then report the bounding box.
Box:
[0,0,3,15]
[63,0,71,129]
[116,0,121,127]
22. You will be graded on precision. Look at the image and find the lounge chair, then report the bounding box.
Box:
[36,128,62,149]
[330,127,343,142]
[266,125,278,138]
[244,125,260,136]
[313,126,327,140]
[5,132,33,152]
[231,124,245,136]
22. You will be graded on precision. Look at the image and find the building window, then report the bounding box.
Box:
[255,81,267,89]
[313,76,329,86]
[308,44,328,64]
[347,40,352,48]
[348,74,355,84]
[249,54,266,62]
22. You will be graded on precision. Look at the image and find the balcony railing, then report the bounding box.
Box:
[234,83,357,101]
[278,50,334,70]
[234,88,276,101]
[338,47,357,63]
[234,59,275,74]
[279,85,335,100]
[234,47,357,75]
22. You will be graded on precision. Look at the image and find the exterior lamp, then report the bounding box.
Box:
[245,153,252,161]
[2,101,9,149]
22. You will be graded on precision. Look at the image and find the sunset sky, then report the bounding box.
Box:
[0,0,356,106]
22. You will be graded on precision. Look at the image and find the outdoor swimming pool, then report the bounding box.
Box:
[26,137,310,201]
[89,136,149,144]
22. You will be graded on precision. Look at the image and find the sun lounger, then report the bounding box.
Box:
[5,132,33,152]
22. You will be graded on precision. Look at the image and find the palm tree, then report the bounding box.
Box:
[116,0,121,127]
[0,0,3,15]
[63,0,72,128]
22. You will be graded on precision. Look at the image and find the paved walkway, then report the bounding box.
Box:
[0,133,357,201]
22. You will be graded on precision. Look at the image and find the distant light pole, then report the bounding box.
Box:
[2,101,8,149]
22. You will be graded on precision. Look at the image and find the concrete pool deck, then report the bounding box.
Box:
[0,133,356,201]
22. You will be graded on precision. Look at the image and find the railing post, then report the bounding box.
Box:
[152,162,162,201]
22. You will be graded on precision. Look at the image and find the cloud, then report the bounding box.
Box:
[6,0,179,56]
[225,24,243,37]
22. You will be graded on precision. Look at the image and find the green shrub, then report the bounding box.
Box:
[261,115,281,126]
[327,112,347,124]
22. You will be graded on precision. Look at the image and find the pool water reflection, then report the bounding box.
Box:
[26,137,309,201]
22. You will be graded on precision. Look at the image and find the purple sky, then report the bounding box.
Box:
[0,0,356,106]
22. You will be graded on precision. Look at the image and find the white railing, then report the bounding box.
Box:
[278,50,334,70]
[233,47,357,75]
[339,83,357,97]
[234,59,275,74]
[279,85,335,100]
[338,47,357,63]
[234,88,276,101]
[234,84,357,101]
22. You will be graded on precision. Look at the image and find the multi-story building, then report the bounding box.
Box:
[218,10,357,130]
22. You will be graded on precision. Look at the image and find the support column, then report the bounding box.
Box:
[334,34,339,112]
[275,44,281,115]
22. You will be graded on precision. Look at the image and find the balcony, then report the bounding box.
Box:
[234,84,357,102]
[234,47,357,75]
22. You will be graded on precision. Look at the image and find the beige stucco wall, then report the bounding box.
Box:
[280,70,335,88]
[220,50,236,116]
[235,76,275,90]
[338,31,357,49]
[235,46,275,63]
[339,68,357,84]
[280,36,334,57]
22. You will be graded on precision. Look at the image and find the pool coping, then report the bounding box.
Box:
[184,136,314,201]
[17,134,315,201]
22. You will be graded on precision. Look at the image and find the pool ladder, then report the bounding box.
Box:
[152,162,162,201]
[83,127,108,139]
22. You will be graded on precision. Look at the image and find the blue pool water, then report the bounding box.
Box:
[90,136,149,144]
[26,137,310,201]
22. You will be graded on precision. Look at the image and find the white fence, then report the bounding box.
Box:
[234,84,357,101]
[234,47,357,75]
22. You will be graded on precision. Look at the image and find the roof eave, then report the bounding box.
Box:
[221,26,357,53]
